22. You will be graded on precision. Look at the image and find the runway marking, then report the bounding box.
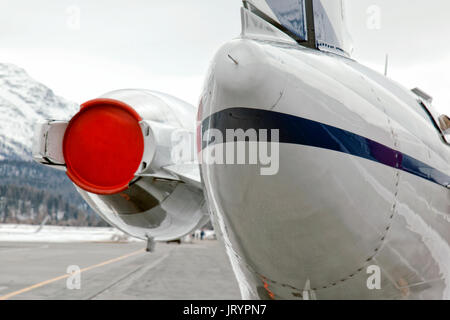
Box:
[0,248,145,300]
[87,252,170,300]
[0,244,49,254]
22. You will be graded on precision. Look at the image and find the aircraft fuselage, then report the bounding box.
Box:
[199,37,450,299]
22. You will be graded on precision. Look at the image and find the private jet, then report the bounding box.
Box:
[33,0,450,299]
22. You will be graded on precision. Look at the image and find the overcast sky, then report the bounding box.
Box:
[0,0,449,113]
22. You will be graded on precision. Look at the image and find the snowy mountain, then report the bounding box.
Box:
[0,63,78,160]
[0,63,104,226]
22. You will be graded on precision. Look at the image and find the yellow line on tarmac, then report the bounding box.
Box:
[0,248,145,300]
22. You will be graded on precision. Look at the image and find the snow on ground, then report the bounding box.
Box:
[0,224,143,243]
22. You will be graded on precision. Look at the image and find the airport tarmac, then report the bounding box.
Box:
[0,240,241,300]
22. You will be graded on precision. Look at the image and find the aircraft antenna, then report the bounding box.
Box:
[384,54,389,77]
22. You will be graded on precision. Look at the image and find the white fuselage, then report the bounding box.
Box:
[198,37,450,299]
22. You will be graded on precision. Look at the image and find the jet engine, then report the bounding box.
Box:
[33,89,208,241]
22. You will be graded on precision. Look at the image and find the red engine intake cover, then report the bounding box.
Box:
[63,98,144,195]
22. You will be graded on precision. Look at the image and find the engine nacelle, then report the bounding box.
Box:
[33,89,208,241]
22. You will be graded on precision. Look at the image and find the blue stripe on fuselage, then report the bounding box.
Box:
[201,107,450,189]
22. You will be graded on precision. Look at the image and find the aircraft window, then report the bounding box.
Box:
[415,101,445,137]
[408,100,435,124]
